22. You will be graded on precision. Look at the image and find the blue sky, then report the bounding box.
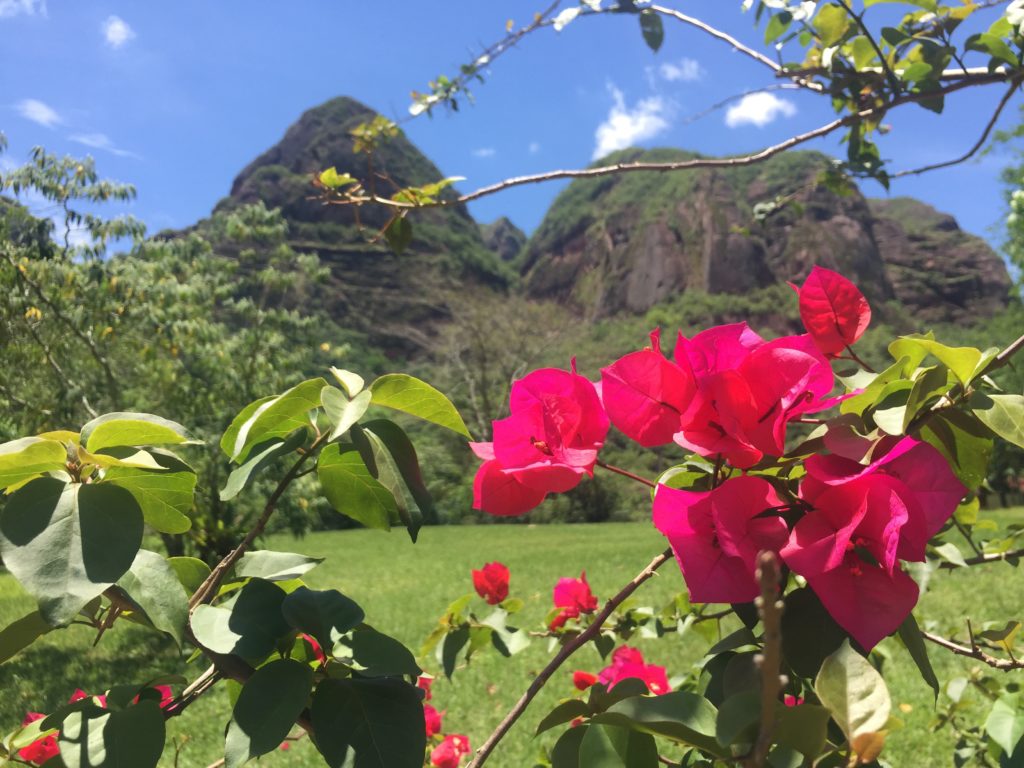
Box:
[1,1,1020,253]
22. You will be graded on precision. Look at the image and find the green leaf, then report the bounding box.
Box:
[310,678,425,768]
[536,699,591,735]
[235,550,324,581]
[344,626,421,678]
[985,694,1024,756]
[0,610,51,664]
[318,443,397,531]
[550,725,587,768]
[0,436,68,492]
[190,579,290,661]
[889,337,994,387]
[639,9,664,51]
[330,367,365,398]
[59,701,165,768]
[369,374,471,438]
[115,549,189,646]
[902,365,952,431]
[966,32,1019,67]
[841,357,911,416]
[81,412,196,452]
[715,691,760,748]
[168,556,210,593]
[103,454,196,534]
[281,586,365,651]
[78,445,164,470]
[439,624,470,679]
[0,478,143,626]
[849,36,877,69]
[932,541,967,568]
[814,4,850,46]
[225,659,313,768]
[319,167,358,190]
[220,378,325,463]
[774,703,830,759]
[354,420,434,541]
[384,216,413,255]
[897,614,939,699]
[814,640,891,745]
[971,393,1024,449]
[977,621,1021,653]
[322,386,372,441]
[765,11,792,44]
[921,409,993,488]
[219,429,307,502]
[594,691,725,757]
[781,588,846,678]
[580,723,659,767]
[479,608,531,657]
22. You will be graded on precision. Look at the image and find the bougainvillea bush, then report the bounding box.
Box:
[2,263,1023,768]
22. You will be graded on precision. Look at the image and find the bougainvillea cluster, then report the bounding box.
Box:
[471,266,967,650]
[572,646,670,696]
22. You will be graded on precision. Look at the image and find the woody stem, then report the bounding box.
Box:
[595,460,656,488]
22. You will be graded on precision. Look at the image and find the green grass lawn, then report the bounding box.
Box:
[2,516,1023,767]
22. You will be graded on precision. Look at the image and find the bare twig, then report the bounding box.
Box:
[188,431,329,608]
[921,628,1024,671]
[596,459,656,488]
[467,548,674,768]
[939,547,1024,569]
[893,79,1021,178]
[747,552,785,768]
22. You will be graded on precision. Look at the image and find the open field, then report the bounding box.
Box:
[2,516,1023,767]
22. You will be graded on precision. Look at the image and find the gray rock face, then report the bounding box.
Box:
[480,217,527,262]
[520,147,1010,324]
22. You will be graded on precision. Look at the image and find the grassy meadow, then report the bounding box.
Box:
[1,517,1023,767]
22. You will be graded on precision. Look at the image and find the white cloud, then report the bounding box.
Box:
[659,57,703,83]
[102,15,135,48]
[16,98,61,128]
[592,85,669,160]
[528,141,541,154]
[472,147,496,158]
[69,132,138,158]
[0,0,46,19]
[725,92,796,128]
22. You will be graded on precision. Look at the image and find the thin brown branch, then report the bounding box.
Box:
[939,547,1024,569]
[467,548,674,768]
[893,79,1021,178]
[331,72,997,213]
[188,431,329,608]
[921,628,1024,671]
[747,552,785,768]
[596,459,656,488]
[648,4,823,93]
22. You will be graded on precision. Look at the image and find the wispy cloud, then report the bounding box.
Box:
[69,132,139,159]
[472,147,496,158]
[528,141,541,155]
[0,0,46,19]
[102,15,135,48]
[593,85,668,160]
[659,57,703,83]
[725,92,796,128]
[16,98,61,128]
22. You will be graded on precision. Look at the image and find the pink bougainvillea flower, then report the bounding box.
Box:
[674,322,764,378]
[424,704,443,739]
[600,329,697,447]
[472,562,510,605]
[672,329,838,468]
[653,476,789,603]
[783,695,805,707]
[472,364,609,516]
[417,674,434,701]
[597,646,670,695]
[791,265,871,356]
[549,571,599,630]
[17,713,59,766]
[573,670,599,690]
[68,689,107,708]
[300,632,326,662]
[430,734,471,768]
[780,440,962,650]
[800,436,966,562]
